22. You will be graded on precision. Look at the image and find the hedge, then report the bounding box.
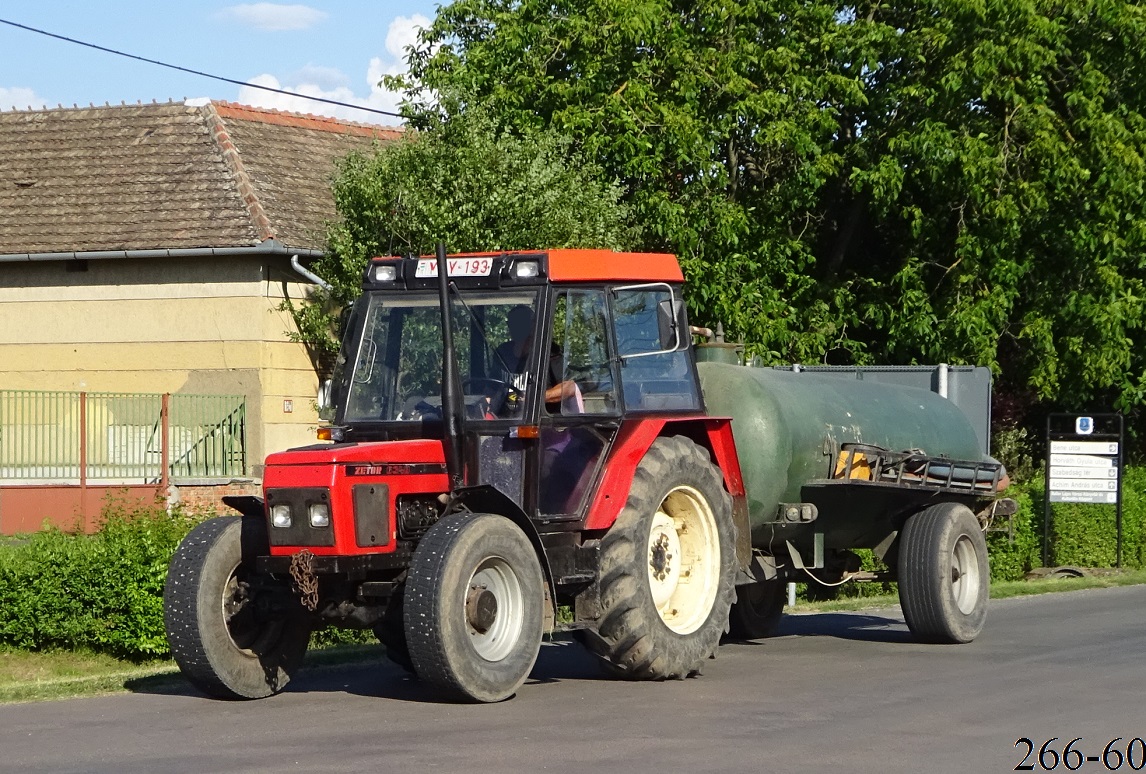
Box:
[0,497,199,659]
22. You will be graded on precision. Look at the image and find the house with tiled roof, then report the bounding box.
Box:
[0,100,399,525]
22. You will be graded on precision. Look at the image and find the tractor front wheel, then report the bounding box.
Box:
[164,516,310,699]
[403,513,545,702]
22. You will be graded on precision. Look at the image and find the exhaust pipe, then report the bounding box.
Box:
[436,243,467,491]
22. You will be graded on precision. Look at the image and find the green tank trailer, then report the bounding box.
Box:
[695,350,1011,646]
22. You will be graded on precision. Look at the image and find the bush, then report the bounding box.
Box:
[1046,466,1146,569]
[0,496,200,659]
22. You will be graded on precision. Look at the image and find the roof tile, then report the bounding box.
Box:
[0,100,400,256]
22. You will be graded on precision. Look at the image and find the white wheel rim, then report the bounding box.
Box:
[951,534,981,615]
[646,485,721,635]
[467,558,525,662]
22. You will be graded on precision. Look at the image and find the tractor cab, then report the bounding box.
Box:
[323,249,704,522]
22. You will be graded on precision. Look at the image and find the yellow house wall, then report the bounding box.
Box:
[0,255,323,474]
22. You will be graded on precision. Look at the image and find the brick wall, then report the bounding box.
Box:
[169,479,261,515]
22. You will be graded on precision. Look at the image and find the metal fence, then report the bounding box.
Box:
[0,391,246,484]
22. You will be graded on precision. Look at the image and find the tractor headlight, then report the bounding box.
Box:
[271,504,293,528]
[309,503,331,528]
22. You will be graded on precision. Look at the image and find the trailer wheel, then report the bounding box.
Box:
[403,513,545,702]
[728,580,785,639]
[897,502,989,644]
[164,516,310,699]
[586,435,736,679]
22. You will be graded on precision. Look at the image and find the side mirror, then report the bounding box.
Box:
[335,306,351,339]
[657,298,687,351]
[317,378,335,421]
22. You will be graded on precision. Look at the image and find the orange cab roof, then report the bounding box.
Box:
[544,250,683,283]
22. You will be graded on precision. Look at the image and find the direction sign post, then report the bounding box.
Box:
[1044,414,1123,567]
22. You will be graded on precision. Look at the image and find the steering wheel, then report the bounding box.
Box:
[462,377,524,417]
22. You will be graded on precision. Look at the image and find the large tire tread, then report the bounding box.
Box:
[586,435,736,679]
[404,516,469,691]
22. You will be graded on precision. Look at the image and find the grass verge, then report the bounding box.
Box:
[4,570,1146,705]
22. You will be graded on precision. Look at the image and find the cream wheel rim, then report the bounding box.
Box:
[466,557,525,662]
[646,485,721,635]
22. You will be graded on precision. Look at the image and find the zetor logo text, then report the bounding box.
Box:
[345,463,445,477]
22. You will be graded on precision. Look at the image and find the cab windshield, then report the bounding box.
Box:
[333,290,542,423]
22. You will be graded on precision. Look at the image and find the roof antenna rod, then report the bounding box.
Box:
[436,243,467,491]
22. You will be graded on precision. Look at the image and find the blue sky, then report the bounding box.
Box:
[0,2,443,125]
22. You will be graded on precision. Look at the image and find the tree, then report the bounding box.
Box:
[292,106,635,357]
[394,0,1146,421]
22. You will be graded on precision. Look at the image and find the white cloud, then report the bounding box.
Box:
[386,14,430,59]
[0,87,51,111]
[234,15,430,125]
[217,3,327,32]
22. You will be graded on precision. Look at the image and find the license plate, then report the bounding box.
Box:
[415,257,494,278]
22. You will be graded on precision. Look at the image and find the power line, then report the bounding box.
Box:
[0,16,406,120]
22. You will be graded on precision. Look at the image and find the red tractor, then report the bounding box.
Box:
[164,246,1010,702]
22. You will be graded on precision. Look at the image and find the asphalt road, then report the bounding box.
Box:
[2,586,1144,774]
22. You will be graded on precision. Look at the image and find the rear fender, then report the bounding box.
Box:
[584,417,747,535]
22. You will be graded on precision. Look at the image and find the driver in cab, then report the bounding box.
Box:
[493,306,580,414]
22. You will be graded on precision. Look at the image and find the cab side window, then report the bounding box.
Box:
[613,287,702,412]
[549,290,618,415]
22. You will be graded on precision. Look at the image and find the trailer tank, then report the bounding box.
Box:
[696,361,990,549]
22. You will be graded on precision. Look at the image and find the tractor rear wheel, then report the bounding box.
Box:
[728,579,785,639]
[404,513,545,702]
[164,516,310,699]
[897,502,989,643]
[584,436,736,679]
